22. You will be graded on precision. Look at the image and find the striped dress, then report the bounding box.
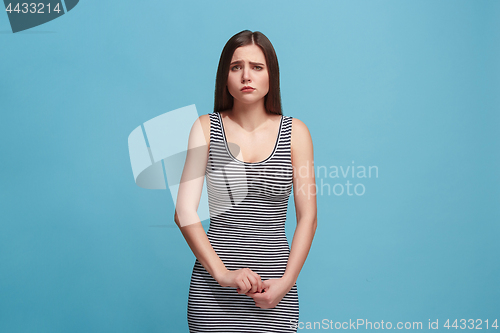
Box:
[187,111,299,332]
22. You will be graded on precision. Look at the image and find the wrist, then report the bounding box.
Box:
[281,274,296,289]
[213,267,229,285]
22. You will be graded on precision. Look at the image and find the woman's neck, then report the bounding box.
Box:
[228,100,270,132]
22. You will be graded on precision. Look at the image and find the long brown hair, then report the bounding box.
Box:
[214,30,282,115]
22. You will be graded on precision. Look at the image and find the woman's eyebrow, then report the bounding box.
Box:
[230,60,266,66]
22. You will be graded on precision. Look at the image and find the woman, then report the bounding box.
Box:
[174,30,317,332]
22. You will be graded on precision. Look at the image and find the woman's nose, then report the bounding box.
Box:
[241,67,251,82]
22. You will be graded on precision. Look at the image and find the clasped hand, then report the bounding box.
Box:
[217,268,291,309]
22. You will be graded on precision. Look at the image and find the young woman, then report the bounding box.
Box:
[174,30,317,332]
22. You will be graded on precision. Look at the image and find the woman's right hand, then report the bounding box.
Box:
[217,268,264,294]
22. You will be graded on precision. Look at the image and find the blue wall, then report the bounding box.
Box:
[1,0,499,332]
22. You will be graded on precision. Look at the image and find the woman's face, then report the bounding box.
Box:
[226,44,269,106]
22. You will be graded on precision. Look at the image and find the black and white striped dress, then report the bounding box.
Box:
[187,111,299,332]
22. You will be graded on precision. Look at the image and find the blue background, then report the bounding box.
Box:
[1,0,499,332]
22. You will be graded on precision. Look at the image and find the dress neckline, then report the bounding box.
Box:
[217,111,283,165]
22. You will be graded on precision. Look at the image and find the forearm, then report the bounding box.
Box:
[175,210,228,282]
[282,217,317,288]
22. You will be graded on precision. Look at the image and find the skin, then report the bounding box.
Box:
[174,43,317,309]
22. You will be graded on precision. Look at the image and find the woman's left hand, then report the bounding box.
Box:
[244,278,292,309]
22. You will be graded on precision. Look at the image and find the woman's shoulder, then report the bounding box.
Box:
[290,116,311,136]
[290,116,313,152]
[193,113,211,131]
[187,113,212,150]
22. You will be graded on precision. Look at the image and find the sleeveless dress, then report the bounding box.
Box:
[187,111,299,332]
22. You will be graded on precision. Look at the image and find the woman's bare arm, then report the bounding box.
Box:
[174,114,263,293]
[174,114,227,281]
[281,118,318,288]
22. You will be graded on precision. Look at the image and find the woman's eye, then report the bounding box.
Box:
[254,66,262,70]
[231,65,240,71]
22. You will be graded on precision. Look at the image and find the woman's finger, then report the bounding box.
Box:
[253,272,263,292]
[247,274,259,293]
[239,276,250,294]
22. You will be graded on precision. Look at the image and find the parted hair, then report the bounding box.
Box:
[214,30,282,115]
